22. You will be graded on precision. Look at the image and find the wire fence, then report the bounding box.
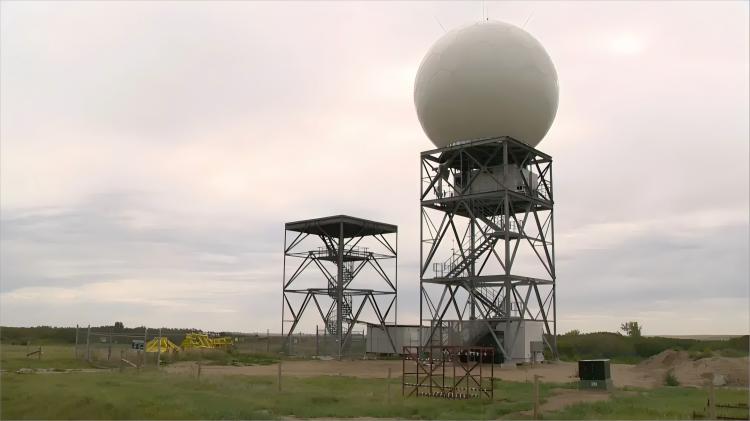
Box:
[73,324,368,366]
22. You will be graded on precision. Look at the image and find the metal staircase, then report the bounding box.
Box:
[429,215,525,318]
[445,236,500,278]
[325,261,355,335]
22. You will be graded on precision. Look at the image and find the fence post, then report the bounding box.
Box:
[387,367,392,404]
[277,360,282,392]
[119,349,124,373]
[267,329,270,353]
[316,326,319,356]
[156,328,162,369]
[708,375,716,419]
[75,324,79,359]
[108,327,112,361]
[86,325,91,362]
[533,374,541,420]
[38,346,42,360]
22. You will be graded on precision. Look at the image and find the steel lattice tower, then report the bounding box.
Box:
[419,137,557,362]
[282,215,398,358]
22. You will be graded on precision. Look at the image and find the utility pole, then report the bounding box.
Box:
[86,325,91,362]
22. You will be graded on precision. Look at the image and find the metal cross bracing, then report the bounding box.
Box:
[282,215,399,359]
[402,346,494,399]
[419,137,557,363]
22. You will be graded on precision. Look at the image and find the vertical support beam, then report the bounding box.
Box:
[337,222,344,359]
[470,219,476,320]
[281,230,287,352]
[395,230,399,326]
[550,163,558,358]
[86,324,90,362]
[108,327,112,361]
[503,141,512,358]
[419,189,424,347]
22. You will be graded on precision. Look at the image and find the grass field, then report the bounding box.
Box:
[1,344,90,370]
[1,344,748,420]
[545,387,749,420]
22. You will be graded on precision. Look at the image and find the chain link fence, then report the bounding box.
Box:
[74,324,369,366]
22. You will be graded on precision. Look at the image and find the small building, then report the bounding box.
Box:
[366,324,431,355]
[494,320,545,364]
[578,359,613,390]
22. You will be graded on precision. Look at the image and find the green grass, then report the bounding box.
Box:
[1,343,278,371]
[0,371,569,419]
[544,386,749,420]
[1,344,91,370]
[2,343,748,419]
[2,371,747,420]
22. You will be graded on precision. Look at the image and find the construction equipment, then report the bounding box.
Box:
[180,333,233,350]
[211,337,234,348]
[145,337,181,353]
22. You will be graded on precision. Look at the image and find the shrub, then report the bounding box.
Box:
[664,369,680,386]
[688,349,713,360]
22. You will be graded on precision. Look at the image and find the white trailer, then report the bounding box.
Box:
[366,324,432,355]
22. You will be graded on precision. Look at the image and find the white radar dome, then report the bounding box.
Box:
[414,20,558,148]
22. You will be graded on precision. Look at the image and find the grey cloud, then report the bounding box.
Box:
[1,1,747,333]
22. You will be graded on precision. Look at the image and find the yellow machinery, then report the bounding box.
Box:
[180,333,234,350]
[145,337,181,353]
[211,336,233,348]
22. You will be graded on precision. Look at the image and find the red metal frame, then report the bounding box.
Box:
[402,345,494,399]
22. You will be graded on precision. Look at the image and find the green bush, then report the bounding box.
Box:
[664,369,680,386]
[688,349,713,360]
[555,332,748,363]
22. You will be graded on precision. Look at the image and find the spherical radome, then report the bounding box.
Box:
[414,20,558,148]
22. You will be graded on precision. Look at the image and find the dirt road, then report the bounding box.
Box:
[165,359,657,388]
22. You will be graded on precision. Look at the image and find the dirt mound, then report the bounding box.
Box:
[636,349,691,370]
[673,356,749,387]
[636,350,749,387]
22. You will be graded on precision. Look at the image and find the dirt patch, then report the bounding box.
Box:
[165,359,402,378]
[165,354,749,389]
[164,360,649,388]
[519,388,611,416]
[635,350,749,387]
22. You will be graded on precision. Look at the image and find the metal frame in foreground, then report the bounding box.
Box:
[402,346,494,399]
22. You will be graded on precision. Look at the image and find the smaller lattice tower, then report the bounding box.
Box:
[282,215,398,358]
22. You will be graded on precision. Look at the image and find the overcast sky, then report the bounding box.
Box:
[1,1,748,335]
